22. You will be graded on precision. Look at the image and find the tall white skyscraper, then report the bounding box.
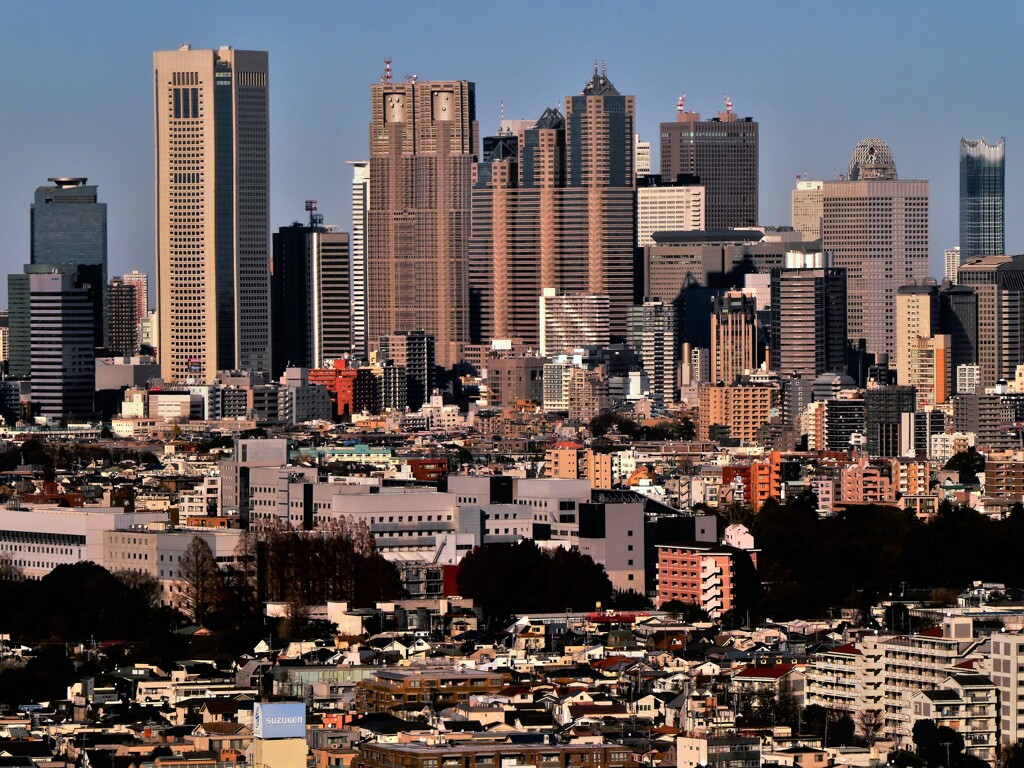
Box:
[347,160,369,360]
[153,44,270,382]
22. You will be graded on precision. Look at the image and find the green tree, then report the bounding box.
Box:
[179,536,222,625]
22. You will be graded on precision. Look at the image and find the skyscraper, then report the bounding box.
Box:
[659,97,758,229]
[30,271,95,419]
[107,276,141,356]
[957,254,1024,389]
[791,179,823,240]
[122,270,149,323]
[153,44,270,382]
[635,176,705,248]
[378,330,435,411]
[710,290,757,384]
[367,75,476,367]
[347,160,370,359]
[769,251,847,378]
[469,66,635,345]
[271,216,352,376]
[960,137,1005,263]
[8,178,107,378]
[822,139,929,359]
[628,299,676,408]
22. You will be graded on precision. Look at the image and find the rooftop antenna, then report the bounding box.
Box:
[593,58,599,75]
[723,94,733,114]
[500,99,505,127]
[382,59,392,84]
[677,94,686,114]
[304,200,322,228]
[601,59,607,78]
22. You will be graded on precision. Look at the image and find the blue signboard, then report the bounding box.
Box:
[253,702,306,739]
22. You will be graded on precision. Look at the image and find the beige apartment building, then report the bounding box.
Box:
[153,45,270,382]
[698,384,774,444]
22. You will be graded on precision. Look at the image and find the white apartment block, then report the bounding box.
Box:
[0,505,165,579]
[804,637,884,722]
[991,631,1024,745]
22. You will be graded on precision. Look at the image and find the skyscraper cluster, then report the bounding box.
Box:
[5,46,1014,429]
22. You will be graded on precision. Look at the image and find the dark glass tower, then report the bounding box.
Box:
[30,177,107,347]
[960,137,1005,263]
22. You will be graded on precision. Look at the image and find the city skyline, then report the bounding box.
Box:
[0,1,1022,283]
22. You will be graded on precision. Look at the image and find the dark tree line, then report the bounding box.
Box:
[455,540,613,620]
[235,519,402,609]
[751,494,1024,620]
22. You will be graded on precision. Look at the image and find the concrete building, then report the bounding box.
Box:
[627,299,676,408]
[710,290,757,384]
[957,254,1024,389]
[822,139,929,358]
[367,76,476,367]
[271,217,351,375]
[0,504,164,580]
[30,271,96,419]
[643,229,814,352]
[945,246,961,284]
[107,276,140,356]
[347,160,369,359]
[634,134,651,178]
[539,290,610,357]
[122,270,149,324]
[378,330,435,411]
[791,179,823,240]
[865,385,916,457]
[882,616,982,747]
[656,544,739,618]
[659,98,758,229]
[698,384,774,444]
[804,638,885,722]
[635,177,705,248]
[991,631,1024,746]
[960,137,1005,263]
[486,355,546,407]
[769,250,847,378]
[154,45,270,382]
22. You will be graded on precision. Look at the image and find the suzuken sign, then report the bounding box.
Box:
[253,702,306,739]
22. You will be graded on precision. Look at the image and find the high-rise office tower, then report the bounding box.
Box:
[270,216,351,376]
[895,283,940,381]
[960,137,1005,263]
[938,283,978,388]
[660,96,758,229]
[347,160,370,359]
[791,179,823,240]
[769,251,847,378]
[122,270,149,323]
[8,177,108,371]
[865,385,916,457]
[945,246,961,284]
[628,299,676,408]
[378,330,435,411]
[107,276,141,356]
[634,135,652,179]
[564,65,636,334]
[710,290,757,384]
[30,271,95,419]
[635,176,705,248]
[957,254,1024,389]
[153,44,270,382]
[539,289,610,357]
[367,75,476,368]
[822,139,929,359]
[470,66,635,345]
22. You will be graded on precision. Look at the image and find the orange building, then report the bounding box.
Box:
[656,544,738,619]
[698,384,774,444]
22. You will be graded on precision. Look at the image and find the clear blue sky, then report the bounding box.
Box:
[1,0,1022,285]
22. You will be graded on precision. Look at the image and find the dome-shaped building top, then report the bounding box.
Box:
[848,138,897,180]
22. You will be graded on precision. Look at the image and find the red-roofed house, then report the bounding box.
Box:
[731,661,804,706]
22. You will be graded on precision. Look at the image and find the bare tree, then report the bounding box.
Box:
[179,536,221,624]
[0,552,23,582]
[857,708,884,747]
